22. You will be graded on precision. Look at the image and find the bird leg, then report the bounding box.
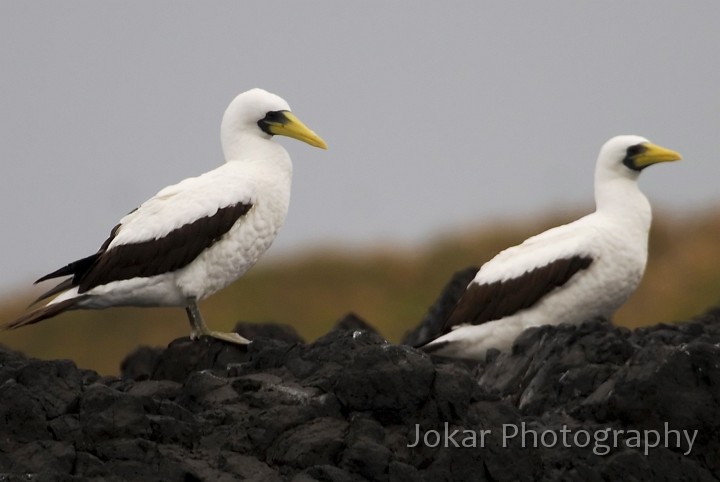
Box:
[184,297,251,345]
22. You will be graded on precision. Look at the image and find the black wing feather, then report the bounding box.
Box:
[31,202,253,300]
[77,202,253,292]
[441,255,593,334]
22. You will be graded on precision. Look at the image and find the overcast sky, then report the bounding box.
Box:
[1,2,719,294]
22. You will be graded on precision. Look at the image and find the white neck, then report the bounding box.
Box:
[594,164,652,235]
[220,127,293,187]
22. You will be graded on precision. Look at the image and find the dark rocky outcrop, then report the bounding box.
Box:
[403,266,479,348]
[1,273,719,481]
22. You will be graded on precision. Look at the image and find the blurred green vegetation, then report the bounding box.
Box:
[1,209,719,375]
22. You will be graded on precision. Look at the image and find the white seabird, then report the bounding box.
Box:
[418,135,682,359]
[3,88,327,344]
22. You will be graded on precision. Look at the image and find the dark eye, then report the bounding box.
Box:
[257,110,289,136]
[626,144,647,157]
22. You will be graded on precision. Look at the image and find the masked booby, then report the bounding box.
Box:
[3,88,327,345]
[418,135,681,359]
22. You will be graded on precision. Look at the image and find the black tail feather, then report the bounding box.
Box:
[3,296,88,330]
[35,254,98,284]
[30,278,75,306]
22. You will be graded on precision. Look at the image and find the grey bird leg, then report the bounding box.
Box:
[185,297,251,345]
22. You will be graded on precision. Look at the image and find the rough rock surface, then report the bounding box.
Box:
[2,272,720,481]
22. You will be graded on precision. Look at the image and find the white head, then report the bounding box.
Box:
[220,88,327,161]
[594,135,682,215]
[596,135,682,181]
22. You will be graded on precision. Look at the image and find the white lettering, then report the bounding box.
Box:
[664,422,681,448]
[684,430,698,456]
[594,428,611,456]
[520,422,537,448]
[503,424,518,447]
[644,430,661,456]
[424,429,440,447]
[444,422,460,448]
[573,429,590,448]
[540,429,557,448]
[407,424,421,447]
[625,430,641,449]
[462,430,478,448]
[559,425,571,447]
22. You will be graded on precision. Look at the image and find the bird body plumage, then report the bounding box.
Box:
[4,88,327,344]
[420,135,681,359]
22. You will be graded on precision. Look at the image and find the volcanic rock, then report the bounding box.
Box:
[1,273,719,481]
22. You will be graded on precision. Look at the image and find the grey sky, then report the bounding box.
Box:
[1,2,719,294]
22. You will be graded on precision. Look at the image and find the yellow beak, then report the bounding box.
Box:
[263,111,328,149]
[634,142,682,168]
